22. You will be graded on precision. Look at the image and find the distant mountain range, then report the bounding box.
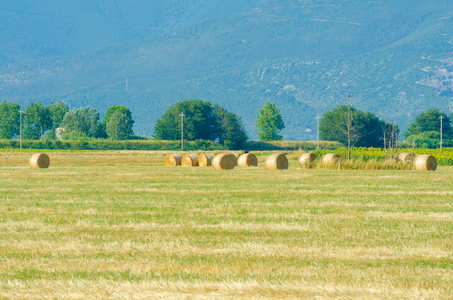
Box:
[1,0,452,140]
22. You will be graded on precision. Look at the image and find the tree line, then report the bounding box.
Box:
[1,98,450,150]
[0,99,284,149]
[0,100,135,140]
[320,104,452,151]
[153,99,285,149]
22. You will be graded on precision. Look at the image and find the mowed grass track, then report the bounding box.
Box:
[0,151,452,299]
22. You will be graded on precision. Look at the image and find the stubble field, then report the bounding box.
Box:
[0,151,452,299]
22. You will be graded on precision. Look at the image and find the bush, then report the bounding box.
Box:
[406,131,440,148]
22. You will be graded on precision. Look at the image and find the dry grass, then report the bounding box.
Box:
[0,150,452,299]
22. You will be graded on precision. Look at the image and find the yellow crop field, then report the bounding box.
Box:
[0,151,452,299]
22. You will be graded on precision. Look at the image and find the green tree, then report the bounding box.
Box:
[106,110,134,140]
[214,104,248,149]
[407,131,441,148]
[45,100,70,139]
[23,102,52,140]
[154,100,247,149]
[320,105,392,148]
[104,105,134,140]
[60,107,104,139]
[256,102,285,141]
[154,99,220,141]
[104,105,133,124]
[0,100,21,139]
[404,108,452,140]
[48,100,69,129]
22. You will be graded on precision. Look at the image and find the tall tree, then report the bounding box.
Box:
[214,104,248,149]
[60,107,104,139]
[104,105,134,140]
[154,99,220,141]
[106,110,134,140]
[404,108,452,139]
[256,102,285,141]
[0,100,21,139]
[320,104,391,153]
[45,100,70,139]
[320,102,364,159]
[23,102,52,140]
[47,100,69,130]
[381,120,400,159]
[104,105,133,125]
[154,100,247,149]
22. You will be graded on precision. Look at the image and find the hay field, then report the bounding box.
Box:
[0,151,452,299]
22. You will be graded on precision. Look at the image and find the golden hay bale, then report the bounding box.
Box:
[198,153,215,167]
[212,153,237,170]
[233,150,245,158]
[298,152,317,167]
[29,153,50,169]
[265,153,288,170]
[398,152,415,164]
[237,153,258,167]
[181,153,199,167]
[322,153,341,167]
[414,154,437,171]
[164,154,182,167]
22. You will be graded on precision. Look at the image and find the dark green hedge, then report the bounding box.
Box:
[0,139,345,151]
[0,139,225,151]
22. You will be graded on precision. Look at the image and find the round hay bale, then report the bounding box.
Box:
[237,153,258,167]
[198,153,215,167]
[298,152,317,167]
[234,150,245,158]
[164,154,182,167]
[322,153,341,167]
[29,153,50,169]
[414,154,437,171]
[265,153,288,170]
[212,153,237,170]
[181,153,199,167]
[398,152,415,164]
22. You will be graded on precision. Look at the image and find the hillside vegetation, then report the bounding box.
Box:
[1,0,452,139]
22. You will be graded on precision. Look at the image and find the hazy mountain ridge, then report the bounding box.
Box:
[1,0,452,140]
[0,0,272,64]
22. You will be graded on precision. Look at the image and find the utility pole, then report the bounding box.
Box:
[395,123,398,154]
[347,95,352,160]
[19,109,24,149]
[316,116,323,149]
[180,112,185,150]
[440,116,443,149]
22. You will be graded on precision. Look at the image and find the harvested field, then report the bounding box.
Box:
[0,150,452,299]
